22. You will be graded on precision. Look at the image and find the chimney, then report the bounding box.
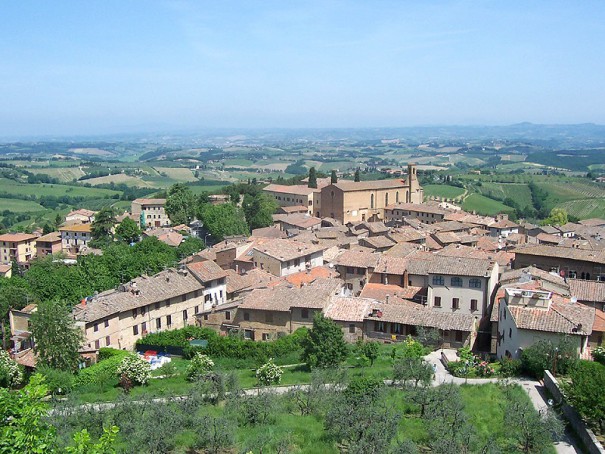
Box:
[385,295,390,304]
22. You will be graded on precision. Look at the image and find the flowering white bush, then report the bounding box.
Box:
[186,353,214,381]
[0,349,23,388]
[116,355,151,386]
[256,358,283,386]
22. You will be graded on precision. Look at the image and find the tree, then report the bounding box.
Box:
[115,217,141,244]
[0,277,36,349]
[193,416,235,454]
[308,167,318,188]
[256,358,284,386]
[541,207,568,227]
[502,383,563,453]
[564,361,605,432]
[355,339,379,366]
[91,207,116,246]
[242,193,278,230]
[0,349,24,388]
[199,203,249,241]
[393,356,434,388]
[423,384,476,454]
[42,223,53,235]
[165,183,197,225]
[354,169,361,182]
[31,301,84,372]
[301,312,348,368]
[330,170,337,184]
[520,337,578,378]
[176,236,205,259]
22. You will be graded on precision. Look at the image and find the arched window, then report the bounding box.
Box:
[396,191,399,203]
[385,193,389,206]
[405,190,409,203]
[451,277,463,287]
[370,194,374,209]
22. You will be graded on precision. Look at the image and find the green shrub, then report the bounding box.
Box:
[116,355,151,386]
[344,376,383,400]
[399,336,428,359]
[592,346,605,365]
[521,337,578,379]
[37,366,74,395]
[499,358,522,377]
[75,351,131,386]
[98,347,127,361]
[187,353,215,381]
[0,349,23,388]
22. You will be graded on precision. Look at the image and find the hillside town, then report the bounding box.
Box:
[3,166,605,366]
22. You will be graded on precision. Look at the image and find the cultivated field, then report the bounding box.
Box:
[423,184,465,200]
[478,182,533,209]
[0,198,45,213]
[462,193,514,216]
[28,166,86,182]
[0,178,120,198]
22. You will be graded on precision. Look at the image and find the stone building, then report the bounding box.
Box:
[131,198,170,228]
[0,233,37,265]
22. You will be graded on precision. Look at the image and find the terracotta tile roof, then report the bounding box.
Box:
[361,236,396,250]
[13,349,36,368]
[278,205,309,214]
[361,222,389,234]
[513,245,605,264]
[507,300,594,336]
[476,237,499,252]
[536,233,562,244]
[238,278,342,312]
[0,264,11,274]
[0,233,38,242]
[384,242,423,257]
[59,224,92,233]
[67,209,95,217]
[593,309,605,332]
[374,256,408,275]
[333,250,380,269]
[500,266,567,288]
[424,236,443,251]
[490,219,519,229]
[433,231,461,245]
[578,218,605,227]
[251,226,287,239]
[428,255,494,277]
[225,268,276,293]
[569,279,605,303]
[365,300,476,332]
[36,231,61,242]
[404,251,435,275]
[360,283,425,302]
[187,260,227,283]
[387,228,426,244]
[277,214,322,229]
[253,239,325,262]
[331,179,407,192]
[285,265,339,288]
[73,268,203,322]
[263,184,317,196]
[324,296,374,322]
[432,221,474,232]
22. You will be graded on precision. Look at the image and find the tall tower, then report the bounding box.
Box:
[407,163,423,203]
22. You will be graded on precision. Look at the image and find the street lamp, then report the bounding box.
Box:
[204,233,211,247]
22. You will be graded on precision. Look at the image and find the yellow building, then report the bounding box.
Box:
[320,164,423,223]
[0,233,37,265]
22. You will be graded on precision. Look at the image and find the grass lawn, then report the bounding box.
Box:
[462,193,515,216]
[0,198,46,213]
[423,184,465,199]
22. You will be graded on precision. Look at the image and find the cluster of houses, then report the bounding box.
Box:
[5,166,605,369]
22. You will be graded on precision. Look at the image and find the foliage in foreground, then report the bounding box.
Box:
[301,312,348,368]
[564,360,605,433]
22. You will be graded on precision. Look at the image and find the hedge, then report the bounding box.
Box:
[136,326,308,360]
[75,350,131,386]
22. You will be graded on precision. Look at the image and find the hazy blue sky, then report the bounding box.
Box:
[1,1,604,136]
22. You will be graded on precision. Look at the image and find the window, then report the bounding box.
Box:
[194,305,199,315]
[183,310,188,321]
[451,277,463,287]
[374,321,386,332]
[225,311,231,320]
[432,275,444,285]
[244,330,254,340]
[266,312,273,323]
[141,322,147,333]
[133,325,139,336]
[509,328,512,338]
[156,318,161,329]
[301,308,309,319]
[95,340,100,349]
[349,324,356,333]
[452,298,460,309]
[94,323,99,332]
[262,333,270,341]
[166,315,172,327]
[141,306,146,316]
[165,298,171,307]
[471,299,478,312]
[132,308,137,318]
[106,336,111,346]
[392,323,402,334]
[370,194,374,209]
[244,312,250,321]
[434,297,441,307]
[455,331,463,342]
[181,294,187,302]
[396,191,399,203]
[295,258,300,267]
[346,267,354,274]
[568,270,577,279]
[203,314,209,321]
[469,278,482,288]
[104,319,109,328]
[357,268,364,275]
[385,193,389,206]
[194,290,200,298]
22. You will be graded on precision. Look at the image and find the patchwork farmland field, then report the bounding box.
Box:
[423,184,465,200]
[0,178,120,198]
[462,193,515,216]
[478,182,533,209]
[0,198,45,213]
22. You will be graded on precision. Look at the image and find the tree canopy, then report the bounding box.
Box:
[330,170,337,184]
[242,193,278,231]
[541,208,568,227]
[31,301,84,372]
[91,207,116,246]
[354,169,361,182]
[114,217,141,244]
[165,183,197,225]
[308,167,318,188]
[199,203,249,241]
[301,313,348,368]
